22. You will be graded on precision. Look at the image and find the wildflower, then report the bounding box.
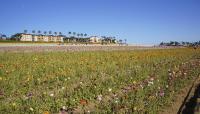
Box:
[43,92,47,95]
[67,77,70,80]
[166,85,169,88]
[43,111,49,114]
[62,106,66,110]
[87,110,90,113]
[172,71,176,75]
[108,88,112,92]
[60,108,67,114]
[12,103,16,107]
[148,81,154,86]
[97,94,102,101]
[24,96,29,100]
[140,84,144,89]
[159,90,165,97]
[0,77,2,81]
[150,77,154,81]
[80,82,83,84]
[30,107,34,111]
[61,87,65,90]
[0,64,3,68]
[80,99,87,105]
[133,106,137,111]
[115,100,119,103]
[133,81,136,84]
[27,92,33,97]
[114,97,119,103]
[50,93,54,97]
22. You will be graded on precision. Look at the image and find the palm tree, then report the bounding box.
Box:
[73,32,76,37]
[59,32,62,36]
[119,39,123,45]
[38,30,41,35]
[24,30,28,34]
[84,33,87,38]
[49,31,52,35]
[77,33,80,38]
[124,39,127,44]
[80,33,83,38]
[32,30,35,34]
[44,31,47,35]
[68,32,71,37]
[54,32,57,36]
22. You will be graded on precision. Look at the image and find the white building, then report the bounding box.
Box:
[18,33,64,42]
[89,36,101,43]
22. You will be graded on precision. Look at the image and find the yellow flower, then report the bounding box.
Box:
[30,107,34,111]
[133,106,137,111]
[0,77,2,81]
[12,103,16,107]
[133,81,136,84]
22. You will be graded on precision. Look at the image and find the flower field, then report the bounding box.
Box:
[0,48,200,113]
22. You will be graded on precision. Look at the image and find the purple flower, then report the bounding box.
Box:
[159,90,165,97]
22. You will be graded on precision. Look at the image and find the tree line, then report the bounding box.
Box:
[159,41,200,47]
[0,30,128,45]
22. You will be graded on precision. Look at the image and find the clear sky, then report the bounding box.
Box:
[0,0,200,44]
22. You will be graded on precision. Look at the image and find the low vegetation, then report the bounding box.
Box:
[0,48,200,113]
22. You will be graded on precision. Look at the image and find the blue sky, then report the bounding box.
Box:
[0,0,200,44]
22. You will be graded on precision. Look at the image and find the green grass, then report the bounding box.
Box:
[0,48,200,113]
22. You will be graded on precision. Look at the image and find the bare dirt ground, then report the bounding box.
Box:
[0,45,169,52]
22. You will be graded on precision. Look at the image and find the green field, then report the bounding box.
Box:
[0,48,200,113]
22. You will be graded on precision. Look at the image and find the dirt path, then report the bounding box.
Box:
[160,75,200,114]
[0,45,174,52]
[180,79,200,114]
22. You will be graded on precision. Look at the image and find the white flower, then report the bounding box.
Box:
[148,81,154,85]
[140,84,144,89]
[62,106,66,109]
[150,78,154,81]
[67,77,70,80]
[97,94,102,101]
[115,100,119,103]
[61,87,65,90]
[80,82,83,84]
[50,93,54,97]
[166,85,169,88]
[108,88,112,92]
[30,107,34,111]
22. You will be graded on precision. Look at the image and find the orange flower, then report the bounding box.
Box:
[80,99,87,105]
[43,111,49,114]
[0,64,3,68]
